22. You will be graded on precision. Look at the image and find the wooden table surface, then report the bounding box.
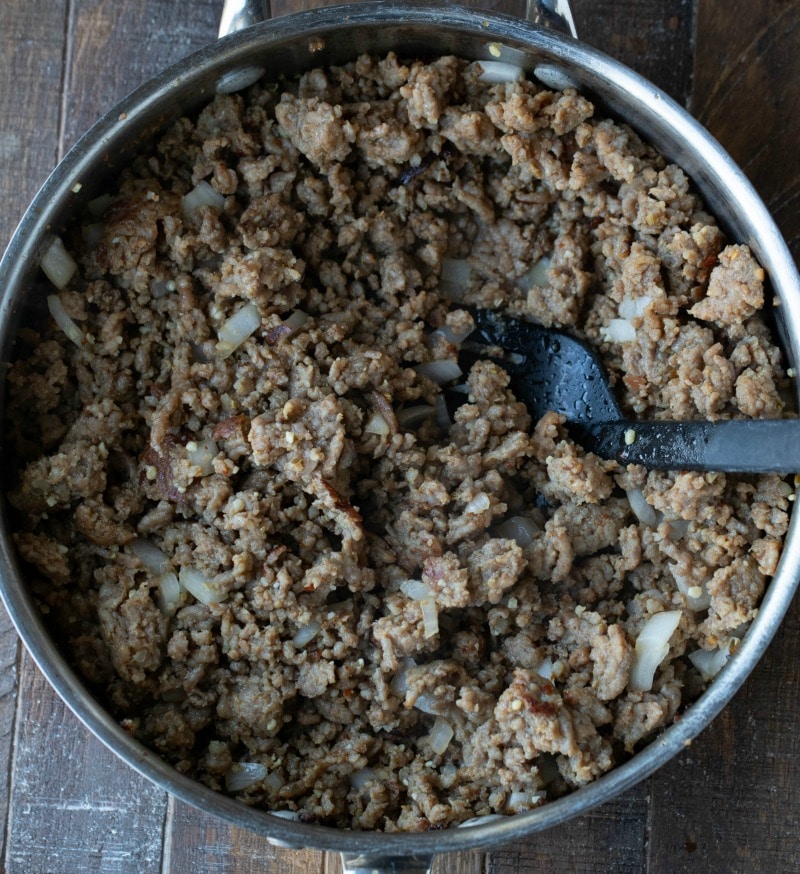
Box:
[2,1,800,871]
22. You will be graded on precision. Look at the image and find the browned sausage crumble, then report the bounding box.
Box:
[5,53,793,831]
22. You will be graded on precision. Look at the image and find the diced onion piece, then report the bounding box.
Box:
[474,60,525,83]
[465,493,491,515]
[414,359,463,385]
[186,438,218,476]
[270,810,302,821]
[131,538,170,575]
[439,258,472,301]
[427,716,454,755]
[665,518,691,540]
[731,622,750,639]
[364,412,391,436]
[396,404,435,430]
[264,771,283,793]
[619,295,652,319]
[178,566,225,605]
[47,294,86,347]
[626,488,659,528]
[282,309,309,334]
[602,318,636,343]
[439,762,458,788]
[519,257,551,290]
[429,324,474,346]
[401,579,433,601]
[495,515,539,548]
[420,598,439,639]
[41,236,78,289]
[87,193,113,216]
[629,610,682,692]
[391,658,416,696]
[156,571,182,617]
[507,790,546,813]
[216,303,262,358]
[434,395,452,432]
[536,658,554,680]
[293,621,321,648]
[412,692,440,715]
[689,645,734,681]
[181,180,226,221]
[216,65,266,95]
[349,768,377,792]
[226,761,268,792]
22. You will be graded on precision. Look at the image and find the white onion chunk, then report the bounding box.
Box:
[629,610,682,692]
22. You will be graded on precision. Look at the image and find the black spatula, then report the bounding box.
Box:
[462,307,799,474]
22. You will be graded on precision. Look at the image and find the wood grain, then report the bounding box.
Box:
[487,784,649,874]
[165,798,320,873]
[646,595,800,873]
[0,1,70,866]
[0,2,69,252]
[0,610,19,865]
[62,0,223,153]
[692,0,800,258]
[7,652,167,874]
[573,0,695,103]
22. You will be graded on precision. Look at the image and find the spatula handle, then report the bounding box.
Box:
[584,419,800,474]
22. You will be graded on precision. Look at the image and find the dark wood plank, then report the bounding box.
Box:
[165,797,325,873]
[0,0,69,250]
[0,611,20,865]
[487,784,649,874]
[1,2,222,872]
[573,0,695,104]
[6,652,167,873]
[0,0,70,865]
[61,0,223,153]
[647,598,800,872]
[691,0,800,258]
[642,1,800,869]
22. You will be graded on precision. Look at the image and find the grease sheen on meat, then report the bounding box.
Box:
[5,53,793,831]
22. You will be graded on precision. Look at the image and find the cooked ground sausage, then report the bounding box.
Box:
[5,52,793,830]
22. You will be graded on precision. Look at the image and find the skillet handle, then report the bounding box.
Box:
[340,851,434,874]
[219,0,272,36]
[218,1,578,39]
[525,0,578,37]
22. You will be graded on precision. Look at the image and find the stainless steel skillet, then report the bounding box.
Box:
[0,2,799,873]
